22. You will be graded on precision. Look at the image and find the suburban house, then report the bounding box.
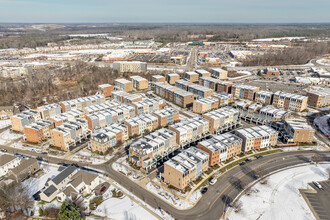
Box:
[0,155,20,177]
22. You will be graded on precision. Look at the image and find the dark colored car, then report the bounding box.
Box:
[256,155,263,159]
[1,149,7,152]
[41,152,48,155]
[245,158,252,162]
[201,187,208,194]
[239,161,246,166]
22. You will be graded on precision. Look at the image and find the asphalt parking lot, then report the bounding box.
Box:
[301,180,330,220]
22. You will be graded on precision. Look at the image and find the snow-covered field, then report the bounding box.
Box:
[316,58,330,66]
[70,150,111,164]
[0,120,10,129]
[0,129,22,141]
[228,164,330,220]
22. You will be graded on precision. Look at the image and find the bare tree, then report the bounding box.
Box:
[311,154,324,164]
[233,200,243,213]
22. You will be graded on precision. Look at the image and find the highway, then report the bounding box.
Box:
[2,142,329,220]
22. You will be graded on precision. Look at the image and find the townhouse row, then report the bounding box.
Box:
[175,79,214,98]
[193,93,233,114]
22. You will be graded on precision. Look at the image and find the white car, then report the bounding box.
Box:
[209,178,217,185]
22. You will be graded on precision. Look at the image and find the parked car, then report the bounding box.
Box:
[1,149,7,152]
[312,181,322,189]
[245,158,252,162]
[256,155,263,159]
[239,161,246,166]
[201,187,208,194]
[209,178,217,185]
[100,186,107,194]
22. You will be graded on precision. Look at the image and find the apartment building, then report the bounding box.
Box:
[166,73,180,85]
[37,103,62,120]
[114,78,133,92]
[130,76,149,90]
[175,79,193,91]
[211,68,228,80]
[273,91,308,112]
[124,114,158,137]
[193,97,219,114]
[129,128,178,171]
[132,98,165,115]
[306,87,330,107]
[198,132,242,165]
[185,72,199,83]
[98,84,114,97]
[24,120,55,143]
[203,107,240,134]
[255,90,274,105]
[83,101,120,114]
[111,90,130,103]
[60,95,105,112]
[216,81,234,93]
[199,77,220,90]
[11,109,41,132]
[163,147,209,190]
[212,93,233,107]
[280,119,315,143]
[152,75,165,83]
[86,105,135,131]
[188,84,214,98]
[48,109,85,127]
[113,61,147,73]
[153,108,180,127]
[235,125,278,152]
[50,119,90,151]
[169,117,209,146]
[231,85,260,100]
[195,69,211,78]
[90,123,128,154]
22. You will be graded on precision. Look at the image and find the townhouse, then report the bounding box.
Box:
[257,106,291,123]
[8,158,39,182]
[211,68,228,80]
[273,91,308,112]
[11,109,41,132]
[187,84,214,98]
[131,98,165,115]
[60,95,105,112]
[280,119,315,143]
[216,81,234,94]
[0,155,20,177]
[163,147,209,190]
[175,79,193,91]
[122,94,143,105]
[124,114,158,137]
[169,117,209,146]
[129,128,178,171]
[50,119,90,151]
[193,97,219,114]
[152,75,166,83]
[202,107,240,134]
[166,73,180,85]
[231,85,260,100]
[195,69,211,78]
[98,84,114,97]
[185,72,199,83]
[154,83,194,108]
[153,108,180,127]
[24,120,55,143]
[255,90,274,105]
[212,92,233,107]
[234,125,278,152]
[130,76,149,90]
[306,87,330,108]
[111,90,130,103]
[199,77,220,90]
[48,109,85,127]
[114,78,133,92]
[37,103,62,120]
[90,123,128,154]
[83,101,120,114]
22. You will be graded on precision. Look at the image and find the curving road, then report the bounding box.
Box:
[1,143,329,220]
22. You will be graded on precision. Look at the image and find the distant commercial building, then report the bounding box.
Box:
[115,78,133,92]
[203,107,240,134]
[154,83,194,108]
[169,117,209,146]
[265,67,280,77]
[277,119,315,143]
[129,128,178,171]
[130,76,149,90]
[234,126,278,152]
[306,87,330,108]
[153,108,180,127]
[50,119,90,151]
[255,90,274,105]
[163,147,209,190]
[166,73,180,85]
[90,123,128,154]
[211,68,228,80]
[212,93,233,107]
[216,81,234,93]
[37,104,62,120]
[187,84,214,98]
[185,72,199,83]
[124,114,158,137]
[273,91,308,112]
[199,77,220,90]
[231,84,260,100]
[24,120,54,143]
[132,98,165,115]
[60,95,105,112]
[195,69,211,78]
[11,110,41,132]
[113,61,147,73]
[98,84,114,97]
[193,97,219,114]
[152,75,166,83]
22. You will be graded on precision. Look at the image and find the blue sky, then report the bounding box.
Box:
[0,0,329,23]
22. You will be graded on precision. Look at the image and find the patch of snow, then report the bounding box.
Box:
[0,120,10,129]
[316,58,330,66]
[228,164,330,220]
[188,191,201,203]
[0,129,22,140]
